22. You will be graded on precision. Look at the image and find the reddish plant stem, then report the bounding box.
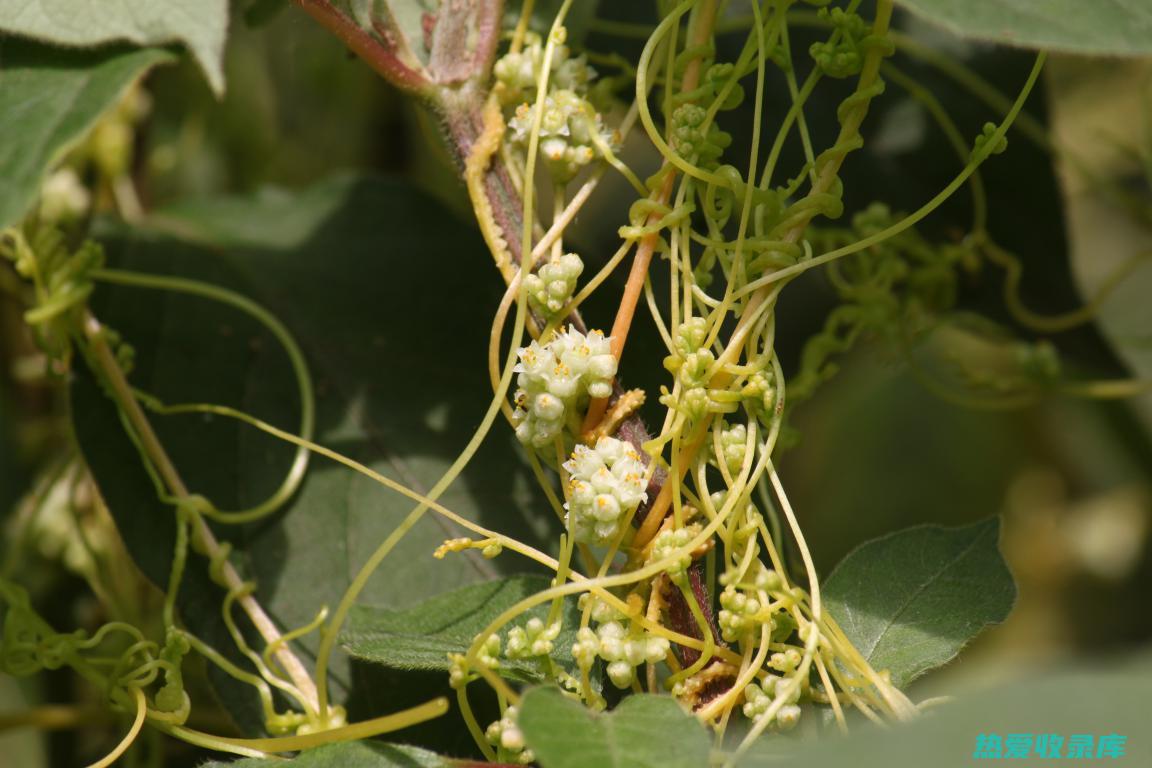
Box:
[295,0,431,94]
[581,0,721,435]
[665,565,724,669]
[297,0,723,679]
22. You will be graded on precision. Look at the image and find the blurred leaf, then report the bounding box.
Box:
[780,358,1031,575]
[895,0,1152,57]
[244,0,291,28]
[736,654,1152,768]
[518,689,711,768]
[0,0,227,94]
[73,174,555,732]
[823,518,1016,688]
[0,676,44,768]
[343,575,579,684]
[1046,60,1152,419]
[201,740,452,767]
[0,40,171,228]
[1065,195,1152,382]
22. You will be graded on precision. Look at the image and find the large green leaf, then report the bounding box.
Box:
[823,518,1015,688]
[518,689,712,768]
[1045,60,1152,433]
[201,740,452,768]
[895,0,1152,57]
[0,0,227,94]
[72,175,556,733]
[343,575,580,684]
[0,41,171,229]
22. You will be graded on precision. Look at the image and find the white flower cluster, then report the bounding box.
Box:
[572,622,669,689]
[563,436,647,545]
[508,91,616,182]
[526,252,583,317]
[486,706,533,764]
[505,617,562,660]
[512,327,616,447]
[494,30,616,182]
[493,33,596,106]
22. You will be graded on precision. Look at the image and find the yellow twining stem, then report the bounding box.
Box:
[86,687,146,768]
[168,697,449,756]
[465,94,516,283]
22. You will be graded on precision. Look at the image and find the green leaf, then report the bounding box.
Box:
[0,0,227,94]
[518,689,712,768]
[72,175,555,732]
[0,40,171,229]
[343,575,580,684]
[823,518,1015,688]
[895,0,1152,57]
[200,740,452,768]
[1045,60,1152,424]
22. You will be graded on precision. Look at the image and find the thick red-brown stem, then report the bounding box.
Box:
[581,0,721,434]
[295,0,431,93]
[665,566,724,669]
